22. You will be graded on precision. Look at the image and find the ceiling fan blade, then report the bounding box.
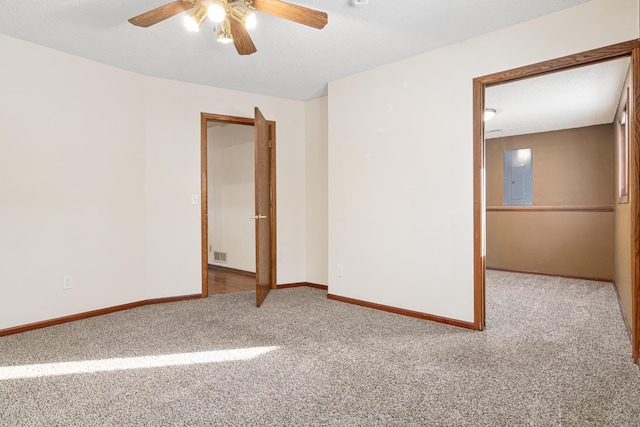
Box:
[251,0,327,29]
[128,1,195,27]
[229,18,258,55]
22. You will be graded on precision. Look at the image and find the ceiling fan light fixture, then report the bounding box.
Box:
[230,4,257,30]
[184,4,208,32]
[208,0,227,23]
[128,0,328,56]
[245,12,257,30]
[217,17,234,44]
[484,108,497,121]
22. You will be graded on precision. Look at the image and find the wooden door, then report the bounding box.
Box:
[254,107,272,307]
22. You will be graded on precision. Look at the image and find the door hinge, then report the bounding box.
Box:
[269,139,272,148]
[269,200,273,208]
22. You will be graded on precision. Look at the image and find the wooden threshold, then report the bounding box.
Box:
[327,294,477,330]
[0,294,202,337]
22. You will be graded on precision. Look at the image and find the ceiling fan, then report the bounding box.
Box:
[128,0,328,56]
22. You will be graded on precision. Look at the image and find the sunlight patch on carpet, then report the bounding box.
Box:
[0,347,278,380]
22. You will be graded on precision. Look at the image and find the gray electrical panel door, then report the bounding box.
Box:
[504,148,532,206]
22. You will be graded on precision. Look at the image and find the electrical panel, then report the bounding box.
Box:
[504,148,532,206]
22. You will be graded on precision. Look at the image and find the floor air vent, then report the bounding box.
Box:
[213,251,227,263]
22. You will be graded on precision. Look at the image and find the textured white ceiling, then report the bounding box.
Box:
[485,57,630,138]
[0,0,591,101]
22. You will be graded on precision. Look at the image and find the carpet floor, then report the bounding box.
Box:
[1,271,639,426]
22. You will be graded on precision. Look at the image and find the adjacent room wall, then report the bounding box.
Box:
[305,96,329,286]
[207,124,256,273]
[0,35,147,329]
[486,125,614,280]
[328,0,639,323]
[614,67,633,330]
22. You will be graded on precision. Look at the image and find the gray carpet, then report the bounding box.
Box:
[1,271,639,426]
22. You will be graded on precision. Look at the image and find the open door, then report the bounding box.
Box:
[201,112,277,301]
[254,107,272,307]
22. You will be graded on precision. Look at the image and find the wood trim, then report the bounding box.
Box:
[202,113,255,126]
[480,40,640,87]
[327,294,477,330]
[277,282,328,290]
[473,76,486,331]
[473,40,640,364]
[209,264,256,277]
[269,122,277,290]
[201,113,209,298]
[632,47,640,364]
[487,267,613,284]
[0,294,202,337]
[486,205,614,212]
[200,113,278,297]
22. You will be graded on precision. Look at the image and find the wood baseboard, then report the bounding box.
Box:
[208,264,256,277]
[327,294,477,330]
[487,267,613,283]
[277,282,328,290]
[0,294,202,337]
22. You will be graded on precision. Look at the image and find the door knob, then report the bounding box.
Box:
[250,215,267,220]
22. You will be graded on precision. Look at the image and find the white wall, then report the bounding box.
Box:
[0,33,311,330]
[328,0,639,322]
[305,97,329,285]
[0,35,147,329]
[207,124,256,272]
[143,78,307,298]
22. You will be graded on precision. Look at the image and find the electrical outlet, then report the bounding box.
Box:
[191,194,199,205]
[209,245,212,252]
[336,264,344,277]
[63,275,73,289]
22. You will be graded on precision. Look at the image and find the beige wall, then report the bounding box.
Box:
[614,68,633,329]
[487,211,614,279]
[487,125,614,207]
[486,125,614,280]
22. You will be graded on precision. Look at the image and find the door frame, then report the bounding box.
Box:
[200,112,277,298]
[473,40,640,364]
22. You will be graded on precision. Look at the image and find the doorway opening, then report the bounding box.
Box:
[200,111,277,306]
[207,121,257,295]
[473,40,640,364]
